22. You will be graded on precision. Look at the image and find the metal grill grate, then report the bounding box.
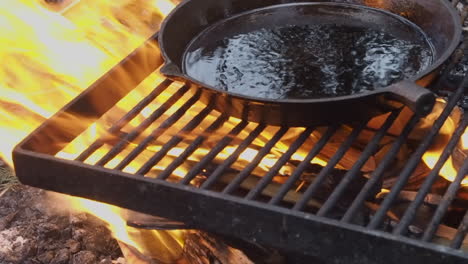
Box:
[13,10,468,264]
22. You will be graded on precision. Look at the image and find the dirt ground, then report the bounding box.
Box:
[0,184,124,264]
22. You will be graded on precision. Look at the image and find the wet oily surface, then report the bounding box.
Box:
[184,24,434,99]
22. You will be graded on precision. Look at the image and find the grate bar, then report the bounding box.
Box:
[342,114,421,222]
[76,79,173,162]
[14,24,468,262]
[223,127,289,194]
[95,84,190,166]
[393,116,468,235]
[154,114,228,179]
[245,127,315,200]
[115,91,201,174]
[180,121,249,185]
[422,159,468,242]
[269,125,339,205]
[450,210,468,249]
[293,120,368,211]
[368,77,468,229]
[317,110,401,217]
[200,123,266,189]
[127,103,214,173]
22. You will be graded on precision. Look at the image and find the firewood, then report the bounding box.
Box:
[118,241,157,264]
[182,232,253,264]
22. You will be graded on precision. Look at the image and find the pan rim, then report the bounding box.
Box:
[159,1,462,104]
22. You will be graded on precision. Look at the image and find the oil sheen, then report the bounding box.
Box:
[184,24,433,99]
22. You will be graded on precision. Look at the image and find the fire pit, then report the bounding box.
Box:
[7,0,468,263]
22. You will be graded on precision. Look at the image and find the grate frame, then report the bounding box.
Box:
[13,32,468,263]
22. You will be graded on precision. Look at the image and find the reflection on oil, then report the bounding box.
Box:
[185,24,433,99]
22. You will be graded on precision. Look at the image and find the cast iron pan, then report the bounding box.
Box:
[159,0,461,126]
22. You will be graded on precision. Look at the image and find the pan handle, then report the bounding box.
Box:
[385,80,436,116]
[160,62,183,77]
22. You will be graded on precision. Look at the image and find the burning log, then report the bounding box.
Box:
[182,232,253,264]
[121,213,255,264]
[370,189,468,249]
[200,163,379,224]
[458,187,468,200]
[124,212,287,264]
[118,242,155,264]
[41,0,81,14]
[2,1,467,262]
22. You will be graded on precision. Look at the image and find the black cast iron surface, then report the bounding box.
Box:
[158,0,462,126]
[12,4,468,264]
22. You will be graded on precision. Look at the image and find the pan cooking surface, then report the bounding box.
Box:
[184,10,433,99]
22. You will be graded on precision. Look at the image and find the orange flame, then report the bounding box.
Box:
[69,196,185,262]
[0,0,173,164]
[0,0,188,259]
[462,127,468,149]
[1,0,466,260]
[421,100,467,186]
[422,155,467,185]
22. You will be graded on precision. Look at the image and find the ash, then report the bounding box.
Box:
[0,186,124,264]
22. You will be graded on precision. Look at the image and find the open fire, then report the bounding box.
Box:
[0,0,258,262]
[0,0,173,164]
[0,0,467,263]
[0,0,191,262]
